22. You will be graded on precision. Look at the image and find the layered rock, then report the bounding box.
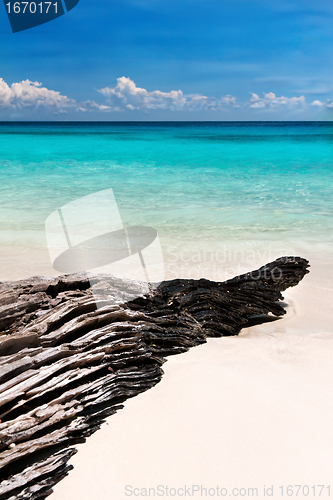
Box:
[0,257,309,499]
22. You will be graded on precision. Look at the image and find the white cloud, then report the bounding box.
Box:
[311,99,325,107]
[98,77,238,111]
[249,92,306,110]
[77,100,111,112]
[0,78,109,115]
[0,78,75,110]
[311,99,333,109]
[99,77,186,111]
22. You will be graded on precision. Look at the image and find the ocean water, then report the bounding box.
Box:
[0,121,332,280]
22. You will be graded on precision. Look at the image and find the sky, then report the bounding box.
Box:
[1,0,333,120]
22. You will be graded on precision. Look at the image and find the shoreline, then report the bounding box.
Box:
[0,237,332,281]
[1,242,332,337]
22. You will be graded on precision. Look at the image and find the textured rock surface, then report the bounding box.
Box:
[0,257,309,499]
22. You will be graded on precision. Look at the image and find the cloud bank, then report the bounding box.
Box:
[249,92,306,110]
[98,77,238,112]
[0,76,332,118]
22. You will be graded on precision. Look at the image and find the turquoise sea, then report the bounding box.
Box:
[0,121,332,280]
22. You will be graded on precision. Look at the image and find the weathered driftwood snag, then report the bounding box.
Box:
[0,257,309,499]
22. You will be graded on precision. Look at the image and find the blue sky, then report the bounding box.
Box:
[1,0,333,120]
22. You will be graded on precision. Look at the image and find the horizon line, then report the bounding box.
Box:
[0,120,333,124]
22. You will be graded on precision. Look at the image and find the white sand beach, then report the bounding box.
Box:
[44,251,333,500]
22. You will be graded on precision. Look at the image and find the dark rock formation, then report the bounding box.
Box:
[0,257,309,499]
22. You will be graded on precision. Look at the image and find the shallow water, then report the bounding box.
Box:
[0,121,332,280]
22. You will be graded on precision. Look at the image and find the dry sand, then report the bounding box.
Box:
[47,254,333,500]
